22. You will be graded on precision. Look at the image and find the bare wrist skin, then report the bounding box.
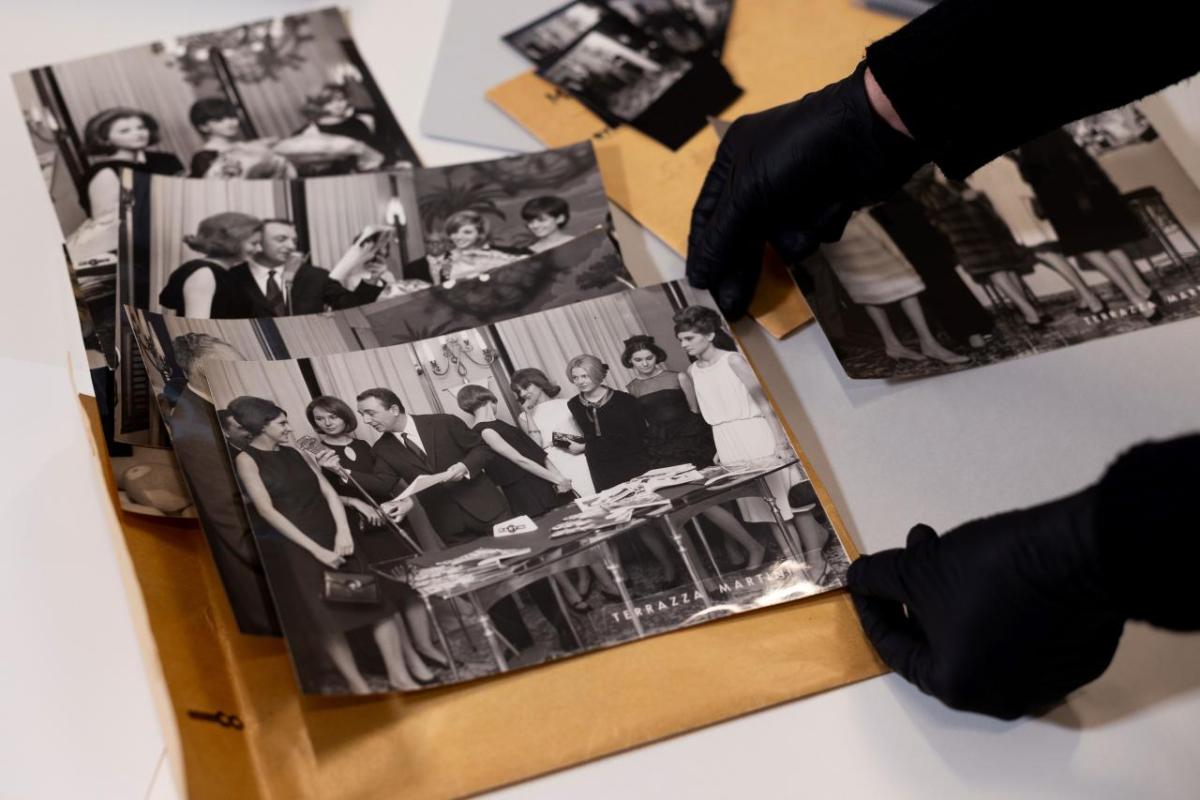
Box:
[865,66,912,138]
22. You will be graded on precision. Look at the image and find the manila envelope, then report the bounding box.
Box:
[83,341,885,799]
[487,0,904,339]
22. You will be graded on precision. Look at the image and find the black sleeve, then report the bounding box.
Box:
[866,0,1200,178]
[321,273,383,310]
[1095,434,1200,631]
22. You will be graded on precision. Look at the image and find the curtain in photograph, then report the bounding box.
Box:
[147,176,287,310]
[307,347,434,445]
[232,12,354,140]
[205,359,314,442]
[303,173,391,270]
[274,313,360,357]
[161,316,269,362]
[54,46,202,168]
[493,293,646,394]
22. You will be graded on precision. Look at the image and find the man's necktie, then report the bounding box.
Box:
[265,269,287,317]
[401,432,429,465]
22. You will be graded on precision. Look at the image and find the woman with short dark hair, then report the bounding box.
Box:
[157,212,262,319]
[229,396,428,692]
[67,108,184,261]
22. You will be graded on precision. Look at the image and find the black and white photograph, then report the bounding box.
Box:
[414,141,610,283]
[113,141,615,447]
[14,7,418,266]
[794,104,1200,380]
[503,1,609,68]
[538,12,741,149]
[199,282,850,693]
[122,227,630,633]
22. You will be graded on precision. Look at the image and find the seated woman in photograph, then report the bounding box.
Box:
[229,396,426,692]
[157,212,261,319]
[431,211,533,283]
[274,82,385,177]
[522,195,575,253]
[68,107,185,262]
[820,211,970,365]
[186,98,294,179]
[675,306,840,585]
[305,396,448,676]
[623,334,766,571]
[567,353,680,586]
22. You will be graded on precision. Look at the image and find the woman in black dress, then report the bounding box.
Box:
[284,83,385,176]
[230,396,425,693]
[567,353,680,584]
[158,212,261,319]
[306,396,448,675]
[621,335,766,570]
[67,108,184,261]
[1016,128,1159,319]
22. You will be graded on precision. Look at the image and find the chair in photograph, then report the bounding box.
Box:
[1123,187,1199,283]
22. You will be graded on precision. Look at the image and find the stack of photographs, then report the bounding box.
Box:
[179,280,852,692]
[504,1,740,149]
[781,103,1200,380]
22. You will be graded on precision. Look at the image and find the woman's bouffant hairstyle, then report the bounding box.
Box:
[456,384,498,415]
[620,334,667,368]
[302,83,351,120]
[566,354,609,385]
[172,332,238,379]
[227,396,285,437]
[443,210,492,245]
[521,195,570,225]
[183,212,262,259]
[510,367,561,399]
[673,305,737,351]
[188,97,239,133]
[83,107,161,156]
[305,395,357,435]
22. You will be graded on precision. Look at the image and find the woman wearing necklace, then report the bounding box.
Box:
[566,353,681,586]
[229,396,428,692]
[623,335,766,571]
[306,396,449,677]
[674,306,839,585]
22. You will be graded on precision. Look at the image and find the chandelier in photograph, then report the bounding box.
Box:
[154,15,315,85]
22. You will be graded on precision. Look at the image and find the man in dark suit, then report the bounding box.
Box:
[229,219,389,317]
[168,333,280,636]
[356,388,580,658]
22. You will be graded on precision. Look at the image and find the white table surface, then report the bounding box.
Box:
[0,2,1197,798]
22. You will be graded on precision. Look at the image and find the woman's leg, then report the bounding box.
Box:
[326,633,370,693]
[591,562,620,596]
[793,511,832,582]
[1107,248,1154,299]
[1079,251,1142,304]
[863,304,925,361]
[897,295,969,364]
[400,601,448,666]
[699,506,765,570]
[373,617,429,688]
[990,272,1042,324]
[1036,252,1104,311]
[638,529,679,584]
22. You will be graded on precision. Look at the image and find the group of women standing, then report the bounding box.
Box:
[505,305,838,592]
[816,123,1163,366]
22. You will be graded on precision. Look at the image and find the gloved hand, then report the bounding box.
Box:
[846,487,1125,720]
[686,62,928,319]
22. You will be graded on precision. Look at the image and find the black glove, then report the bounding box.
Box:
[686,62,929,319]
[846,488,1125,720]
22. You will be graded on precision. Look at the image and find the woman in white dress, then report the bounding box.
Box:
[510,367,618,602]
[821,211,968,365]
[674,305,838,585]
